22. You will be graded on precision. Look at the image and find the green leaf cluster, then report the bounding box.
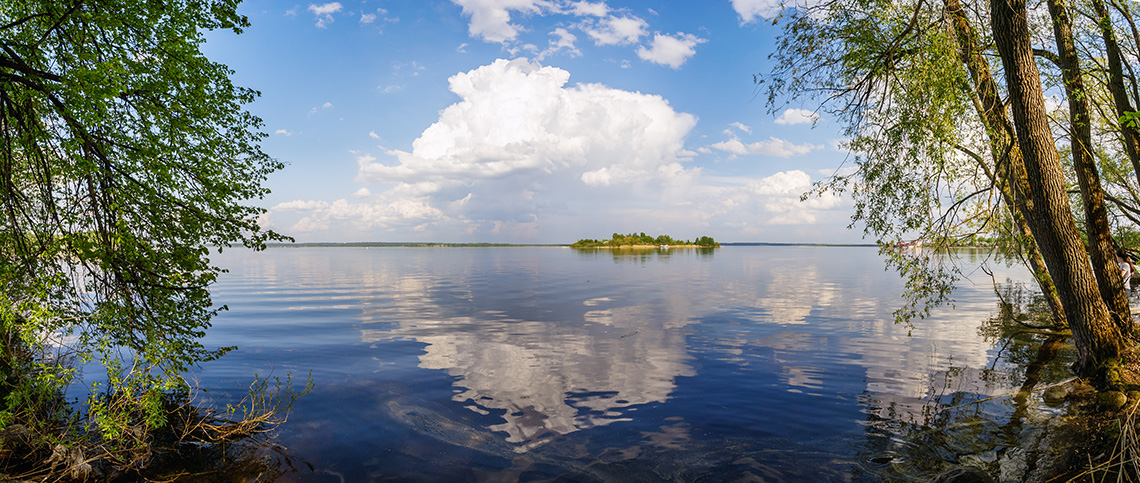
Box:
[0,0,290,474]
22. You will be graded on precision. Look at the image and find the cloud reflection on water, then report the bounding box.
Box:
[361,293,696,449]
[211,246,1039,475]
[349,248,1016,452]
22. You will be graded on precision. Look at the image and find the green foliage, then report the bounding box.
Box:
[694,236,718,247]
[881,246,958,332]
[1121,111,1140,130]
[764,0,1034,326]
[769,0,979,244]
[570,232,719,247]
[570,238,606,248]
[0,0,292,475]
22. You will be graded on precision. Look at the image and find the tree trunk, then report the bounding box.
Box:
[1047,0,1133,333]
[1091,0,1140,190]
[990,0,1127,375]
[945,0,1067,326]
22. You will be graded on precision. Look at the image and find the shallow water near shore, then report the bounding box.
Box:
[195,245,1074,481]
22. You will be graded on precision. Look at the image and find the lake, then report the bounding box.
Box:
[196,245,1072,481]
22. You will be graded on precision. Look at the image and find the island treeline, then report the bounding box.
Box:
[571,232,719,248]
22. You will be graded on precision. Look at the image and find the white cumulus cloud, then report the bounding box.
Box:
[775,108,820,125]
[751,170,812,196]
[274,200,331,211]
[570,1,609,16]
[702,170,845,227]
[538,27,580,59]
[289,58,698,236]
[308,101,334,116]
[731,0,784,23]
[636,32,706,69]
[358,58,696,186]
[752,171,843,224]
[708,137,822,157]
[450,0,554,43]
[263,59,850,241]
[581,15,648,45]
[308,2,342,28]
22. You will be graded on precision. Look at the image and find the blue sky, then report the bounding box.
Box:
[202,0,863,244]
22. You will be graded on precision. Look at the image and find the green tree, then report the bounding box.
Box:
[570,238,604,247]
[694,236,719,247]
[0,0,290,474]
[765,0,1140,379]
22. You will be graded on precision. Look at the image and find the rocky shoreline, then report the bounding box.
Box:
[933,377,1139,482]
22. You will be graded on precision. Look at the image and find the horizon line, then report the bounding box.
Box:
[262,241,880,248]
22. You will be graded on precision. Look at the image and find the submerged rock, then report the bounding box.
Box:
[931,465,995,483]
[959,450,997,467]
[1042,385,1070,406]
[997,447,1027,483]
[996,414,1083,482]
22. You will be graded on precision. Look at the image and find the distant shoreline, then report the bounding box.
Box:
[573,244,710,249]
[264,242,561,248]
[721,242,879,247]
[263,242,881,248]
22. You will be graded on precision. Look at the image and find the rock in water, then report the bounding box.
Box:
[381,398,606,481]
[1042,385,1070,406]
[383,399,514,456]
[931,465,995,483]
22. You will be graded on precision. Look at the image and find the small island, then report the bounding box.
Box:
[570,232,720,248]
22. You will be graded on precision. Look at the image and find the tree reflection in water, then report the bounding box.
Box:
[857,281,1077,480]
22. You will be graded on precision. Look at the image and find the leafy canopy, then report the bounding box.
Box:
[0,0,286,445]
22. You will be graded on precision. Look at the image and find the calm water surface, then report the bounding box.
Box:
[199,246,1069,481]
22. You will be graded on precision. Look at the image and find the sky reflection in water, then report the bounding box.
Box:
[200,246,1065,481]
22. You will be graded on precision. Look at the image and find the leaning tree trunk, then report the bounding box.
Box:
[1047,0,1133,334]
[990,0,1128,376]
[945,0,1067,326]
[1091,0,1140,191]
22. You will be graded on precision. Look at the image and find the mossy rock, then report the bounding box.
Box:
[1097,390,1128,411]
[1043,385,1071,406]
